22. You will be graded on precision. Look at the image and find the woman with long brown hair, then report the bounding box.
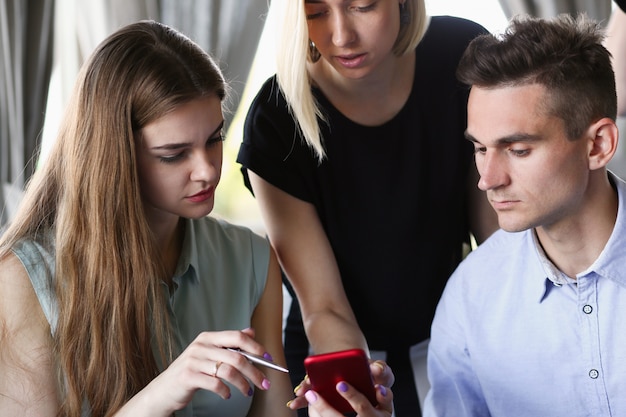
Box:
[0,20,295,417]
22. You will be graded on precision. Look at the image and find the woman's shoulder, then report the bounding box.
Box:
[427,15,488,36]
[189,216,268,252]
[0,250,59,414]
[247,75,287,113]
[4,239,58,331]
[419,16,489,54]
[0,250,50,341]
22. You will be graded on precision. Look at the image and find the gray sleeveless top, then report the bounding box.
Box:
[12,216,271,417]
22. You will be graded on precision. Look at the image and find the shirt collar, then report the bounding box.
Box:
[531,230,575,302]
[533,171,626,301]
[577,172,626,289]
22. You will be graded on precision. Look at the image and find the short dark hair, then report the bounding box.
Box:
[457,13,617,140]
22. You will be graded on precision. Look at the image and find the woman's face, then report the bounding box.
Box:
[136,96,224,226]
[304,0,404,79]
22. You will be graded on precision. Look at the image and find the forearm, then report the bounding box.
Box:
[112,387,174,417]
[302,308,369,355]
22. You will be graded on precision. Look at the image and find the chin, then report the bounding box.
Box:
[497,218,533,233]
[185,204,215,220]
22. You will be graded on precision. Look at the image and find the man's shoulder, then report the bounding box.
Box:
[467,228,529,263]
[449,229,533,287]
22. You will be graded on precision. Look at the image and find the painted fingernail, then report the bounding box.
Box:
[248,387,254,397]
[293,383,302,394]
[286,400,294,408]
[305,390,318,403]
[378,384,388,396]
[338,381,349,392]
[263,352,273,361]
[262,378,271,390]
[373,360,386,372]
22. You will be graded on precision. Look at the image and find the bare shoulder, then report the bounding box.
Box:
[0,251,59,415]
[0,251,44,328]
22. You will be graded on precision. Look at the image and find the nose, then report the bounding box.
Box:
[190,148,222,183]
[330,12,356,47]
[476,151,509,191]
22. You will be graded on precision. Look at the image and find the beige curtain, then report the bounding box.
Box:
[0,0,55,225]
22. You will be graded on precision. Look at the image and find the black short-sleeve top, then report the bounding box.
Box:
[237,16,487,348]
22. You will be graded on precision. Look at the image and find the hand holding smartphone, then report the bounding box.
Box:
[304,348,377,414]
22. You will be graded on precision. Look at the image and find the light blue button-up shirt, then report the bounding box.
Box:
[424,173,626,417]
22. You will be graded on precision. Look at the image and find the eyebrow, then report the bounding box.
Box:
[464,131,542,146]
[152,120,224,151]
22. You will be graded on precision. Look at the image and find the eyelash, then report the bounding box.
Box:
[510,149,530,157]
[158,134,225,164]
[473,148,530,157]
[306,2,376,20]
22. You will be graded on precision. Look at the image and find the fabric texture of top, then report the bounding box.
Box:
[12,216,270,417]
[424,173,626,417]
[237,15,487,350]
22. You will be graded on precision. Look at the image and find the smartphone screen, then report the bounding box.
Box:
[304,348,377,414]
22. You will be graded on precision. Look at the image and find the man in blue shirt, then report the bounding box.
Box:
[424,13,626,417]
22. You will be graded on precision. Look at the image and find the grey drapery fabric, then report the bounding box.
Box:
[497,0,612,21]
[0,0,268,227]
[0,0,55,225]
[160,0,270,120]
[52,0,160,121]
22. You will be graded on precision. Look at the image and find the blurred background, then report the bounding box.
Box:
[0,0,619,232]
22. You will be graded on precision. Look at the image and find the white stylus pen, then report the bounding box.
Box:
[226,348,289,373]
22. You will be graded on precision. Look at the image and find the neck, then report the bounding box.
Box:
[148,214,185,278]
[536,172,618,278]
[310,51,415,125]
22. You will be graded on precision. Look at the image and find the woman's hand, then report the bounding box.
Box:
[288,360,395,414]
[119,328,275,416]
[305,382,393,417]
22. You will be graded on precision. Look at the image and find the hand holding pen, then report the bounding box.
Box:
[126,328,286,414]
[226,347,289,373]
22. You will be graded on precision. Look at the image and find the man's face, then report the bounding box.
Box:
[466,84,591,233]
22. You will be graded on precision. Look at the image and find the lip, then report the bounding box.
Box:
[187,187,214,203]
[490,199,519,210]
[334,53,366,69]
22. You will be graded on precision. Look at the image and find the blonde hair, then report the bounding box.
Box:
[0,20,225,417]
[273,0,428,162]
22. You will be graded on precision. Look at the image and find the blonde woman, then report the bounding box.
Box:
[237,1,498,416]
[0,20,294,417]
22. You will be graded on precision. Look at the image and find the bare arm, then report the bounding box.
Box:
[248,249,297,417]
[248,172,368,355]
[0,253,59,416]
[606,6,626,117]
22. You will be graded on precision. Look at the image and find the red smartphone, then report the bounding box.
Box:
[303,348,377,414]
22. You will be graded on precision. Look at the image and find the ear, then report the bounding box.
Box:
[587,117,619,171]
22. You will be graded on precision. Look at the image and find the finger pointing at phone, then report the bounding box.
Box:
[305,382,393,417]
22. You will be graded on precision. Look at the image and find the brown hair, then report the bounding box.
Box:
[456,13,616,140]
[0,20,225,416]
